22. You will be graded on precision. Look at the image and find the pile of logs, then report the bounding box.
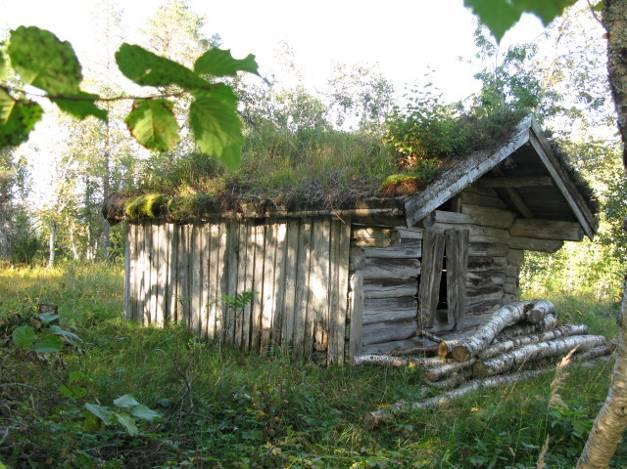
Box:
[356,300,615,427]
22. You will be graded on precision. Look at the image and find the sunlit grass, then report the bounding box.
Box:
[0,262,625,467]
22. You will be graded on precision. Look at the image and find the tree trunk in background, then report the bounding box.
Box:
[100,112,111,260]
[47,221,57,269]
[577,0,627,466]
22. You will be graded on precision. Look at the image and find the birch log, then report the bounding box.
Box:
[440,301,535,362]
[473,335,609,378]
[365,368,552,428]
[353,354,446,368]
[425,359,477,382]
[527,300,556,324]
[479,324,589,360]
[500,313,559,338]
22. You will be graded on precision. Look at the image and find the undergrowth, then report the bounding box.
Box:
[1,263,625,467]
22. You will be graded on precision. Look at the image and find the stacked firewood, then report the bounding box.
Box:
[355,300,615,427]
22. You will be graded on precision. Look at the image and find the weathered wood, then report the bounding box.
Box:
[166,224,177,324]
[396,227,424,241]
[148,223,159,325]
[508,236,563,252]
[190,225,202,335]
[363,336,438,355]
[466,271,506,287]
[365,367,551,428]
[216,224,228,341]
[460,190,507,209]
[330,220,351,365]
[479,175,554,188]
[418,229,445,330]
[156,224,168,327]
[363,307,417,325]
[527,299,555,323]
[200,225,211,338]
[362,319,417,345]
[281,220,300,347]
[362,257,421,280]
[441,301,535,361]
[363,279,418,299]
[430,211,472,225]
[500,313,559,338]
[468,242,509,257]
[404,116,532,226]
[224,222,240,344]
[176,225,190,325]
[271,223,288,346]
[363,246,421,259]
[124,224,131,320]
[310,219,331,359]
[251,223,265,351]
[446,229,469,328]
[351,227,399,247]
[353,354,446,368]
[479,324,589,360]
[235,221,249,348]
[507,249,524,266]
[347,270,364,361]
[461,204,516,229]
[473,335,609,378]
[261,223,277,352]
[241,222,255,349]
[295,219,313,358]
[528,123,596,238]
[203,223,222,340]
[510,219,584,241]
[426,359,477,382]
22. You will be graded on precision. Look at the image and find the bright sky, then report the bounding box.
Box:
[2,0,546,100]
[1,0,547,208]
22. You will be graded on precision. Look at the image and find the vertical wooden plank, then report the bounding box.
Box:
[155,224,167,327]
[251,223,266,351]
[271,222,288,346]
[206,224,218,339]
[200,225,210,338]
[327,221,340,365]
[176,224,190,325]
[150,223,160,325]
[330,219,351,365]
[146,223,157,325]
[214,223,228,342]
[241,222,256,350]
[130,224,140,322]
[294,219,312,358]
[124,223,131,320]
[446,228,469,327]
[235,222,249,348]
[281,220,300,348]
[224,221,239,345]
[137,224,146,325]
[260,223,277,352]
[348,270,364,361]
[166,224,178,325]
[418,229,445,330]
[309,218,330,362]
[190,224,202,335]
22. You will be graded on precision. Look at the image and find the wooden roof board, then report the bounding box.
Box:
[403,115,598,239]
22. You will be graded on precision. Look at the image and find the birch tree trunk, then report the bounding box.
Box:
[47,220,57,269]
[578,0,627,465]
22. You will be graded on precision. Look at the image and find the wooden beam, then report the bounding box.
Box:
[460,204,516,229]
[528,120,597,238]
[404,116,532,227]
[479,175,554,188]
[510,219,584,241]
[489,168,534,219]
[509,236,563,253]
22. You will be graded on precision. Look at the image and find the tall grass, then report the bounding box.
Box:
[0,263,625,467]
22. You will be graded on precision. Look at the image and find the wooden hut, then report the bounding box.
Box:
[109,116,597,365]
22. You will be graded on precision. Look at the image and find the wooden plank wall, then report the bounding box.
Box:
[125,218,353,364]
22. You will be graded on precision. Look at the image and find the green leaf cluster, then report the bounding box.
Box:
[0,25,259,169]
[465,0,578,42]
[10,311,81,353]
[84,394,161,436]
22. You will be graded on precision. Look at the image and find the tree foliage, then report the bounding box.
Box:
[0,25,258,168]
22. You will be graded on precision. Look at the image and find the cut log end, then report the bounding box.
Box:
[451,345,472,363]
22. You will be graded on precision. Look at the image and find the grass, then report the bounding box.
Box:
[1,263,626,467]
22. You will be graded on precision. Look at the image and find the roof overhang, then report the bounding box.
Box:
[403,115,598,239]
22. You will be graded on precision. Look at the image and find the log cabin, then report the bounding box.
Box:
[106,115,598,365]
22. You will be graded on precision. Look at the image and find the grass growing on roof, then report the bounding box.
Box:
[1,263,625,467]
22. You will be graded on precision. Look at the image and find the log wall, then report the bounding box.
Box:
[125,218,352,364]
[349,226,423,355]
